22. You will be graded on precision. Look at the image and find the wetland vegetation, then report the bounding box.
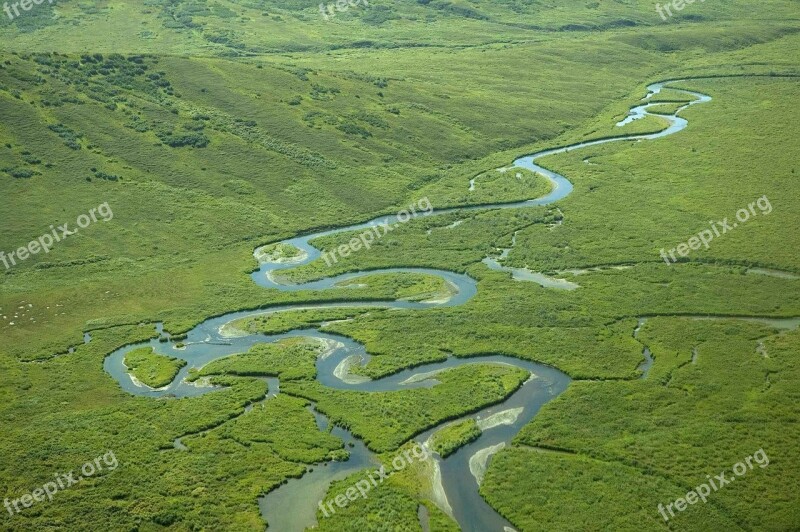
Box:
[123,347,187,389]
[1,1,799,531]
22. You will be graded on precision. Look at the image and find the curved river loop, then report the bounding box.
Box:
[104,81,714,531]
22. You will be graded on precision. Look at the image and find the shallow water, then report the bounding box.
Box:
[105,80,715,531]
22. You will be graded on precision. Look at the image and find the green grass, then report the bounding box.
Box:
[123,346,187,389]
[314,466,424,531]
[283,364,528,452]
[465,166,553,204]
[187,393,348,464]
[188,337,323,381]
[1,3,799,530]
[646,101,688,115]
[429,419,482,458]
[487,320,800,530]
[314,440,461,531]
[228,307,380,336]
[483,448,739,531]
[2,0,798,56]
[256,242,305,262]
[0,40,659,359]
[334,272,457,302]
[507,76,800,273]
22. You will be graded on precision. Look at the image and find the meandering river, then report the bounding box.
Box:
[104,81,713,531]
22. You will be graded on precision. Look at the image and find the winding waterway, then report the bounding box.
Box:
[105,80,713,531]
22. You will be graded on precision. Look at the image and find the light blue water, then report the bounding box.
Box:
[104,80,713,531]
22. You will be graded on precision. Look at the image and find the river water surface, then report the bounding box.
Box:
[105,81,713,531]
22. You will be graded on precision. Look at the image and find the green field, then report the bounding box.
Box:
[124,346,187,388]
[429,419,482,458]
[1,0,799,530]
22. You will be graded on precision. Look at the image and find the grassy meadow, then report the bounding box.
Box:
[123,346,187,388]
[1,0,799,530]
